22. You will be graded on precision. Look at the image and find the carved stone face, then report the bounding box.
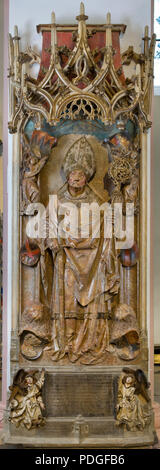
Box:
[68,169,86,189]
[25,376,34,387]
[125,375,135,387]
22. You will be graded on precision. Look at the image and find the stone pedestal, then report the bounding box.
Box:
[4,367,156,448]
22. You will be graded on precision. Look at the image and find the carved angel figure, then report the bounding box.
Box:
[116,369,151,431]
[21,131,57,210]
[9,369,45,429]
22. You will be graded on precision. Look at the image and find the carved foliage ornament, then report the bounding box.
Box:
[8,3,155,133]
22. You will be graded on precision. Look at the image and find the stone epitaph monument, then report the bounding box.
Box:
[3,3,156,447]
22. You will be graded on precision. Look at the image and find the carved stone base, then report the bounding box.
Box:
[3,418,155,448]
[3,366,156,448]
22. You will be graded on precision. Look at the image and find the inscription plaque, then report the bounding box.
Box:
[44,373,115,417]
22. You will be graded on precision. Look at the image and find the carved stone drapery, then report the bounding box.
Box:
[9,369,45,429]
[6,3,155,367]
[5,3,156,447]
[116,368,152,431]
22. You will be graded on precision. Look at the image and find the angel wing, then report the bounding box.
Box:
[8,384,24,403]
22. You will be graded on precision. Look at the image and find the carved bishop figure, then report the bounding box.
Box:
[42,136,120,364]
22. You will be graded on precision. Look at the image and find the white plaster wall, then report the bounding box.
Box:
[0,0,3,215]
[9,0,151,53]
[0,0,4,141]
[0,159,3,212]
[153,96,160,346]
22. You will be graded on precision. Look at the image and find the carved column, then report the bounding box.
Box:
[10,132,20,365]
[139,130,148,355]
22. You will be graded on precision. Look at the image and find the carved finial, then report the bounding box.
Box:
[51,12,55,25]
[143,25,150,56]
[13,25,20,81]
[14,25,18,38]
[80,2,85,15]
[144,25,149,37]
[76,2,88,21]
[106,12,111,24]
[51,11,57,55]
[106,12,112,47]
